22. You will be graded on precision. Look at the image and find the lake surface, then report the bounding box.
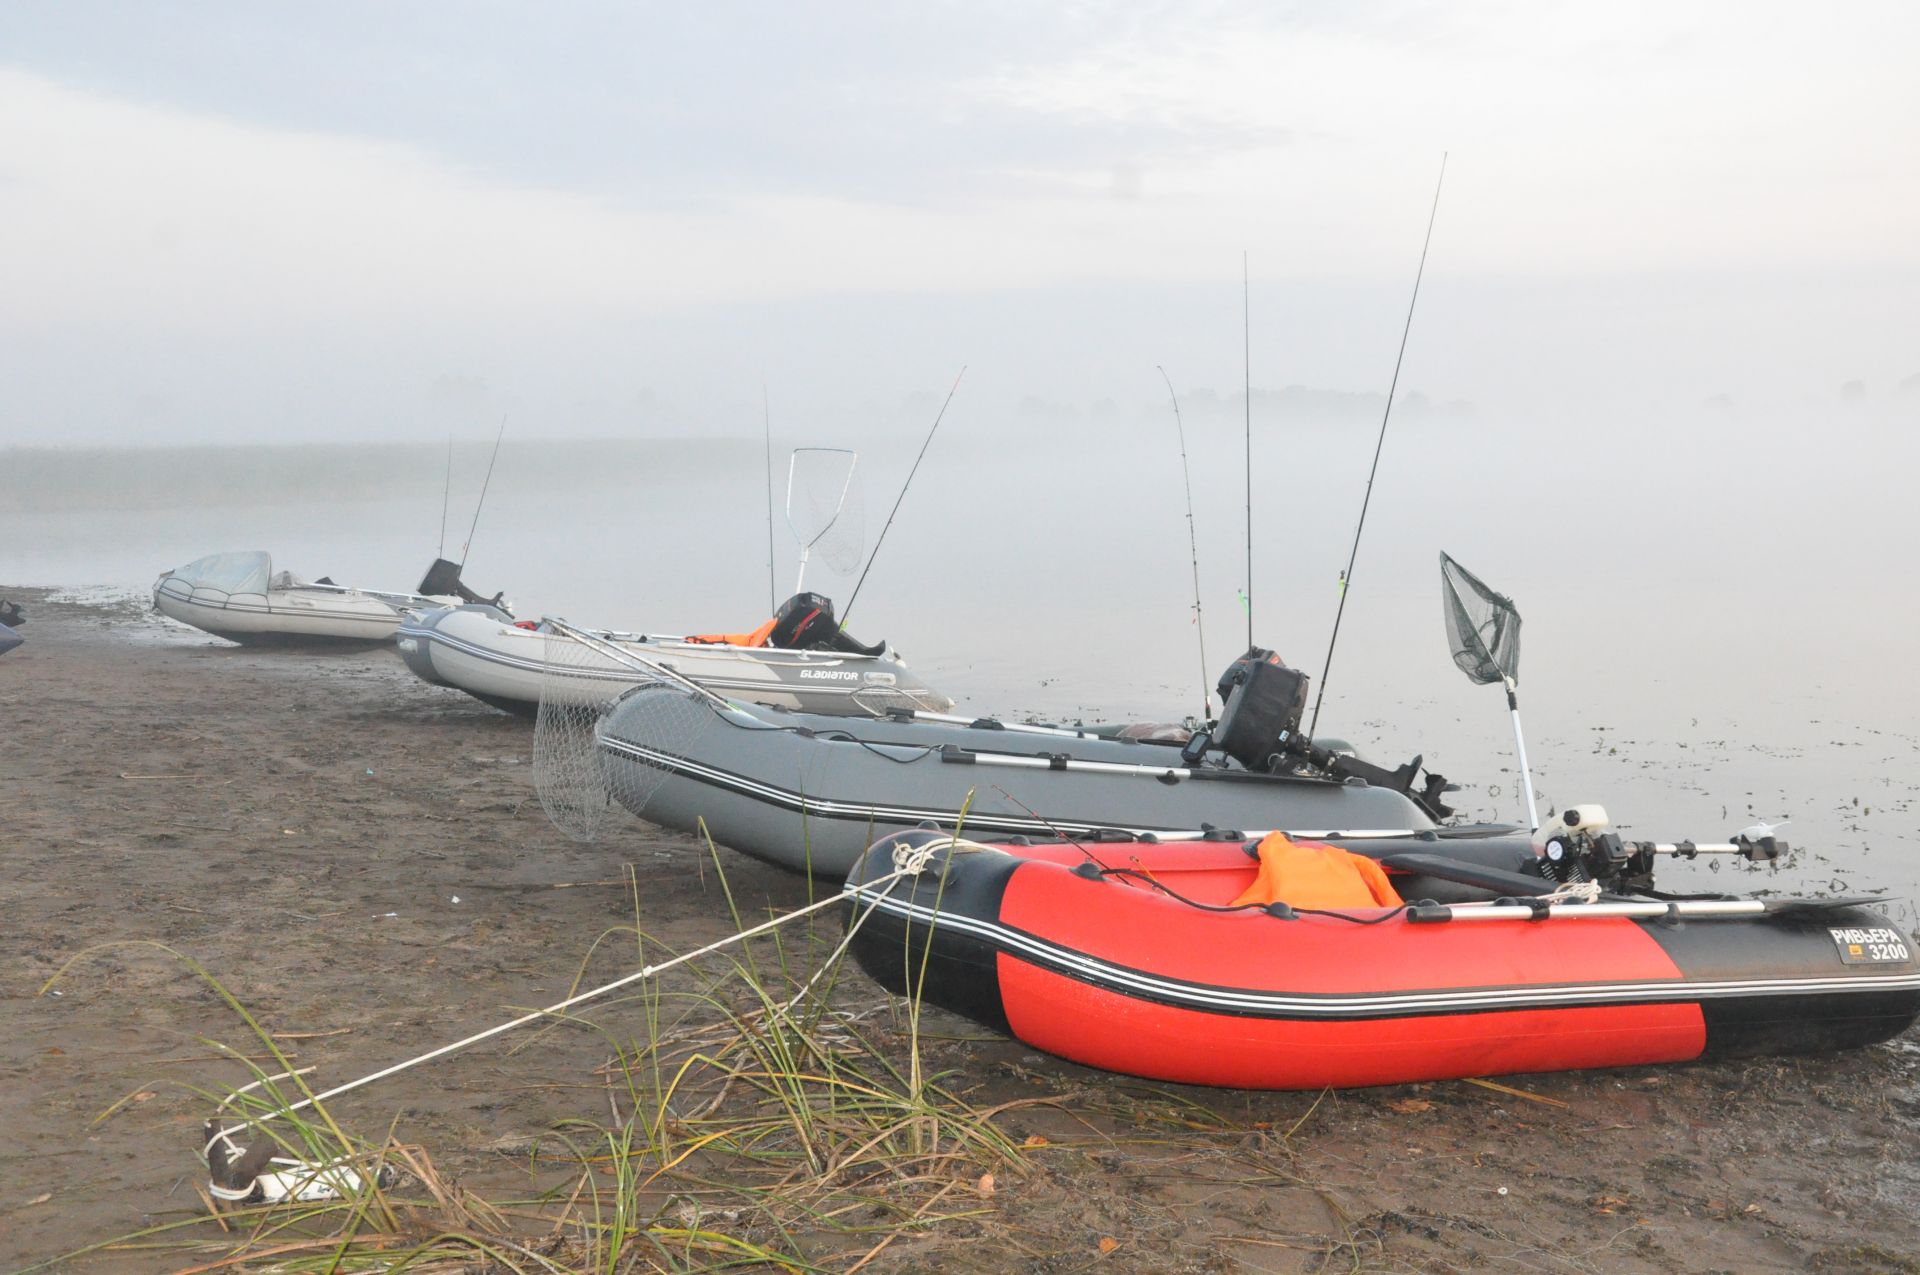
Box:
[6,405,1916,920]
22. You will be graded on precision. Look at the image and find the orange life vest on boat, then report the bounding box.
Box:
[1229,832,1403,910]
[685,616,779,648]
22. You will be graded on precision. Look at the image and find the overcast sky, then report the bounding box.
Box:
[2,2,1916,446]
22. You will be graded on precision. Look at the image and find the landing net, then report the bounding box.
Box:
[786,447,865,581]
[532,626,713,842]
[1440,551,1521,687]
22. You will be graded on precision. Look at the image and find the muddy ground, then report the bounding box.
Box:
[2,587,1918,1274]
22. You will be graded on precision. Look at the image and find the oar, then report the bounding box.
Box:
[936,744,1346,788]
[1378,852,1557,897]
[1400,897,1893,924]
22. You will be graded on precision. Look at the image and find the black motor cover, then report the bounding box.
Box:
[416,558,504,609]
[768,592,885,657]
[1212,647,1311,772]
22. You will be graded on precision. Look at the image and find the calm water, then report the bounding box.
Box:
[5,409,1917,920]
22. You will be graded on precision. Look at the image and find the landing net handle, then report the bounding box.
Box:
[543,617,734,712]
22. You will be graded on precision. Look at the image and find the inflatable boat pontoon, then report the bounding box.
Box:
[845,819,1920,1089]
[154,552,499,646]
[595,668,1453,877]
[400,592,953,717]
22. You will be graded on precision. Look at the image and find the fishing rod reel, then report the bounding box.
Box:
[1180,646,1456,819]
[1527,804,1789,891]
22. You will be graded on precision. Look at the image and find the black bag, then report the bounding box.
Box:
[1212,647,1311,772]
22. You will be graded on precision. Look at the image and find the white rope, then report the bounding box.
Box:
[1540,879,1603,904]
[209,841,951,1152]
[767,835,954,1019]
[890,837,948,875]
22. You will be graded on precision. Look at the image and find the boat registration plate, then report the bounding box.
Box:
[1827,926,1911,965]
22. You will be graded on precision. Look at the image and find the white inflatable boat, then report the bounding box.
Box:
[154,551,499,646]
[398,592,954,717]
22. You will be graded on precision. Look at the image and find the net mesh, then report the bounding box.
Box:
[1440,552,1521,686]
[533,627,713,842]
[787,448,865,577]
[595,680,715,821]
[533,626,628,842]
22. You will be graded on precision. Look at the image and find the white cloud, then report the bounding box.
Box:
[0,67,1316,337]
[1,1,1917,447]
[969,2,1920,275]
[6,0,1917,347]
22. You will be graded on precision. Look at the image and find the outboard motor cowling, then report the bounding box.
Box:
[1203,643,1456,820]
[1211,647,1311,773]
[767,592,886,657]
[417,559,508,612]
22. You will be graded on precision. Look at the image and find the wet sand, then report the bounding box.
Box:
[3,587,1918,1273]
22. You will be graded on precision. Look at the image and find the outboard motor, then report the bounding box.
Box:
[416,558,509,613]
[1188,644,1456,820]
[1533,805,1653,888]
[1210,647,1311,772]
[767,592,886,657]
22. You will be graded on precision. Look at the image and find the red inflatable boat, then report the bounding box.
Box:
[844,827,1920,1090]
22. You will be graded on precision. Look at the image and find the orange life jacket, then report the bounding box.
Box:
[685,616,778,648]
[1229,831,1404,910]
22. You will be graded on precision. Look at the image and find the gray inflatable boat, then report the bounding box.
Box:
[594,682,1450,878]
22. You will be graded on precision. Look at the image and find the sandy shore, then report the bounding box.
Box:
[3,588,1918,1273]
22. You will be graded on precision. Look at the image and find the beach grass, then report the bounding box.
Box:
[27,834,1083,1274]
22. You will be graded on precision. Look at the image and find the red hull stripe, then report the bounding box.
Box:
[999,958,1707,1088]
[999,848,1687,994]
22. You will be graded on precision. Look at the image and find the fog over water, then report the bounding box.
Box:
[6,389,1917,919]
[3,4,1917,915]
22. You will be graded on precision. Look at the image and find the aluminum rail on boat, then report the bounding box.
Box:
[905,710,1112,740]
[544,618,735,710]
[1410,898,1768,922]
[938,745,1329,786]
[291,582,451,609]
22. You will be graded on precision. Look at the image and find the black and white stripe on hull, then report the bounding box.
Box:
[846,885,1920,1022]
[603,735,1199,840]
[404,624,877,700]
[163,593,399,629]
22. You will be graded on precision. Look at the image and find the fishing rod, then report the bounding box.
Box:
[1158,366,1211,718]
[437,434,452,559]
[841,365,966,623]
[763,385,776,615]
[1242,252,1253,648]
[1306,154,1448,741]
[458,413,508,572]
